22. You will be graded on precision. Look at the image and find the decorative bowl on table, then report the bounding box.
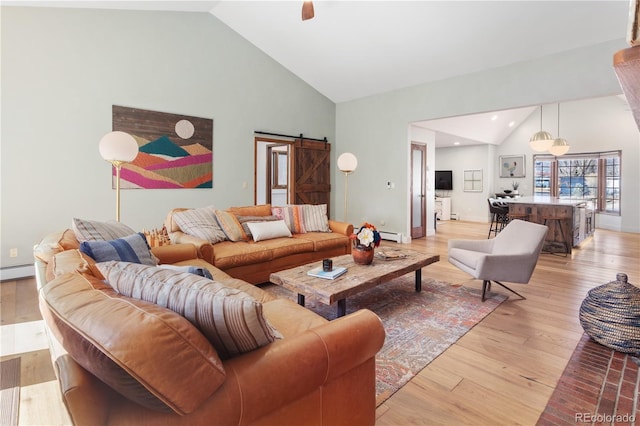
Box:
[503,189,513,194]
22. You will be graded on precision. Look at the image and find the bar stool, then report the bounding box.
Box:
[487,199,509,238]
[541,216,569,256]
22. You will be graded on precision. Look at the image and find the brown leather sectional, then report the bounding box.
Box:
[165,204,354,284]
[34,225,384,425]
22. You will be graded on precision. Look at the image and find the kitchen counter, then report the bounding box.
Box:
[505,196,594,254]
[507,195,587,207]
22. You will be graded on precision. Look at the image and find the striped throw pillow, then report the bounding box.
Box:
[214,210,247,242]
[79,233,157,265]
[271,205,306,234]
[302,204,331,232]
[96,261,282,359]
[72,218,136,242]
[172,206,227,244]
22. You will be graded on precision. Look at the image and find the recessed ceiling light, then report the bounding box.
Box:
[508,121,515,127]
[491,115,498,121]
[453,141,460,145]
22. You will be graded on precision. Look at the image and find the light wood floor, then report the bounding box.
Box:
[1,220,638,425]
[376,220,639,425]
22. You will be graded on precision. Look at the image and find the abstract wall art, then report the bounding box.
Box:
[112,105,213,189]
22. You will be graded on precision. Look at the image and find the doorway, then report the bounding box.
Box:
[254,136,332,210]
[411,143,427,239]
[255,137,292,205]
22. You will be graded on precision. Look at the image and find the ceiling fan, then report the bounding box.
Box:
[302,1,314,21]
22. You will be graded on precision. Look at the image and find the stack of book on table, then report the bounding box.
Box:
[307,266,347,280]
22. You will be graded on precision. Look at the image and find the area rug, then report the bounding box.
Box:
[537,333,640,425]
[262,276,506,406]
[0,357,21,426]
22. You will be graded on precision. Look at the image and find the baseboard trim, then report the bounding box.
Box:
[0,265,35,281]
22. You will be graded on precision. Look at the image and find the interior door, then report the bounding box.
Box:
[291,139,331,213]
[411,143,427,239]
[266,144,289,205]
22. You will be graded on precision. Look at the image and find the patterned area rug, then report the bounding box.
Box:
[263,276,506,405]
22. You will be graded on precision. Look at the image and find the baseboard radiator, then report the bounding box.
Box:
[0,264,35,281]
[379,231,402,243]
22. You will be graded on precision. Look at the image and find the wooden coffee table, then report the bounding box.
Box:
[269,249,439,317]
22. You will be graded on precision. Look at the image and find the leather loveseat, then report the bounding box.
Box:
[34,227,384,426]
[165,204,353,284]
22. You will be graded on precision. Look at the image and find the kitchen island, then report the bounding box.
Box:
[506,196,594,254]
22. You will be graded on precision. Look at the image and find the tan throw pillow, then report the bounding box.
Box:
[172,206,227,244]
[97,261,282,359]
[236,215,280,239]
[246,220,292,242]
[214,210,248,242]
[40,273,226,415]
[302,204,331,232]
[72,218,136,242]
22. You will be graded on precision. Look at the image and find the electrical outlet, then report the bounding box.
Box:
[9,248,18,258]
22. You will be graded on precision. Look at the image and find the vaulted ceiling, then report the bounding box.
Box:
[7,1,631,146]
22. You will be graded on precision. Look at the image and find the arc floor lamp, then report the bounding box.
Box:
[337,152,358,223]
[99,131,139,222]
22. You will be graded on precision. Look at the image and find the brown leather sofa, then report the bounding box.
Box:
[164,204,353,284]
[34,230,384,425]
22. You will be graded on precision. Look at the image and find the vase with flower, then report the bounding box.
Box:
[350,222,381,265]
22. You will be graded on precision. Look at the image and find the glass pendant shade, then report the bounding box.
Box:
[529,130,554,152]
[529,105,553,152]
[549,138,570,156]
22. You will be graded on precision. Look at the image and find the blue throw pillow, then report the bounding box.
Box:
[80,232,157,265]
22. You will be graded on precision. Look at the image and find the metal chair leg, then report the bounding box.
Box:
[481,280,526,301]
[482,280,490,301]
[493,280,526,300]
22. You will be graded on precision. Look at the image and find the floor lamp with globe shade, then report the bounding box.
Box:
[337,152,358,223]
[99,131,139,222]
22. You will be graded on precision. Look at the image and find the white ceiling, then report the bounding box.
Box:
[6,0,631,146]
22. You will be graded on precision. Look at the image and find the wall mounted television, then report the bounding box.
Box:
[435,170,453,190]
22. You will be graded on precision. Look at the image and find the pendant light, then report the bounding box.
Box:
[549,103,570,156]
[529,105,553,152]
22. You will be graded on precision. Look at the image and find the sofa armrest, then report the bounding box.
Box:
[329,220,354,237]
[222,309,384,423]
[55,354,113,426]
[167,231,215,264]
[151,243,198,264]
[448,238,493,253]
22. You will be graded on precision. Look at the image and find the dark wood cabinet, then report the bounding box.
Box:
[508,197,594,254]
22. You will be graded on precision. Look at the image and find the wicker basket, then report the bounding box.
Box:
[579,273,640,354]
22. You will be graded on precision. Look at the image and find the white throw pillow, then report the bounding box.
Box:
[246,220,292,242]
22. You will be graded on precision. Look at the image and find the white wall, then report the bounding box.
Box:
[0,7,335,268]
[336,39,640,239]
[434,144,495,223]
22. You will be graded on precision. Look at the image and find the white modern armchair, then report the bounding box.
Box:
[448,220,548,301]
